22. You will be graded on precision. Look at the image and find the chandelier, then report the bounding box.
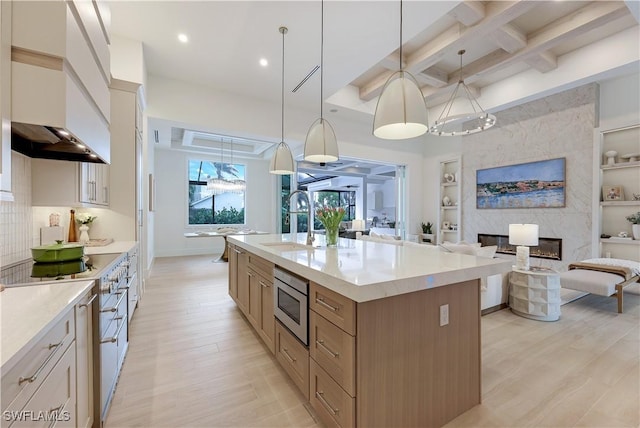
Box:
[207,139,246,194]
[429,49,496,136]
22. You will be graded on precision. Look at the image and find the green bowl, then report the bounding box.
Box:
[32,259,86,277]
[31,243,85,263]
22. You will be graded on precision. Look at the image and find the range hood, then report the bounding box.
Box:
[11,122,107,164]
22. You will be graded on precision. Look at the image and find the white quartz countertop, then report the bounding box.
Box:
[84,240,137,255]
[228,234,512,302]
[1,280,95,373]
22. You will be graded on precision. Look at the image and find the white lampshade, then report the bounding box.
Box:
[373,70,429,140]
[352,219,365,231]
[509,224,539,246]
[269,141,294,175]
[304,118,339,163]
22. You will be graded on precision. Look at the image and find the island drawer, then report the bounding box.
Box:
[310,282,356,335]
[309,310,355,397]
[275,320,309,400]
[309,359,355,428]
[248,253,274,281]
[1,308,75,413]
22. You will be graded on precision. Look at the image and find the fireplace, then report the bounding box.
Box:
[477,233,562,261]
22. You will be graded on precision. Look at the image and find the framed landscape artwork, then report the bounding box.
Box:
[476,158,566,209]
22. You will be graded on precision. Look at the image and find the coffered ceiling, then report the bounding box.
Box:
[109,1,639,154]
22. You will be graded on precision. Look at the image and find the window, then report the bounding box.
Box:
[188,159,245,225]
[312,190,355,230]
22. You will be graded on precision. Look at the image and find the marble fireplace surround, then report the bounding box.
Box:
[461,84,596,271]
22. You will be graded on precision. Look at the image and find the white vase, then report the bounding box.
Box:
[79,224,90,244]
[633,224,640,240]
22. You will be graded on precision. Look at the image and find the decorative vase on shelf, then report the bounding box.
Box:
[633,224,640,240]
[79,224,90,244]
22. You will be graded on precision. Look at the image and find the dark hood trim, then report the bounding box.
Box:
[11,122,107,164]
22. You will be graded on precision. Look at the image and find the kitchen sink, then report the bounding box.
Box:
[261,242,316,251]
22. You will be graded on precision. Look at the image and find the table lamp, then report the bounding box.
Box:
[509,224,539,271]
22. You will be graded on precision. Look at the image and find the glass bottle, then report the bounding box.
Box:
[68,209,78,242]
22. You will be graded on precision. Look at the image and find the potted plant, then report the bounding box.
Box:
[420,222,434,243]
[626,211,640,240]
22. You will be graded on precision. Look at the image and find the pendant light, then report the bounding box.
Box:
[207,138,246,194]
[373,0,428,140]
[270,26,295,175]
[429,50,496,136]
[303,0,339,164]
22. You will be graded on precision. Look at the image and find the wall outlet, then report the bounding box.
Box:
[439,304,449,326]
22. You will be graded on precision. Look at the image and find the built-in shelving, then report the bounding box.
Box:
[594,123,640,260]
[437,156,461,244]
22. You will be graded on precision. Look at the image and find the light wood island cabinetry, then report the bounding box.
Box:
[228,243,275,354]
[227,238,496,428]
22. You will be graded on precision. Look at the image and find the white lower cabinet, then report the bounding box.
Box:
[75,289,95,428]
[1,308,77,427]
[11,343,77,427]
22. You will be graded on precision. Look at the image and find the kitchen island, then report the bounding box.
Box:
[227,233,511,428]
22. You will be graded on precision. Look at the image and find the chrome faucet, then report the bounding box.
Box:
[287,190,315,246]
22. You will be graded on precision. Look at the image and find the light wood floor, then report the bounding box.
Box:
[105,255,640,428]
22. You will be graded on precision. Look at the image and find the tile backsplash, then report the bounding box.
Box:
[1,152,33,267]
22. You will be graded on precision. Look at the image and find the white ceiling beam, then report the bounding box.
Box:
[358,1,537,101]
[449,1,485,26]
[415,66,448,88]
[423,1,630,100]
[406,1,537,74]
[379,52,402,71]
[524,51,557,73]
[491,24,527,53]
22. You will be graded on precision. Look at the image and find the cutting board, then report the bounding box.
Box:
[40,226,65,245]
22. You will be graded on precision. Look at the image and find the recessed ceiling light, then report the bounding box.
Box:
[259,58,268,67]
[178,33,189,43]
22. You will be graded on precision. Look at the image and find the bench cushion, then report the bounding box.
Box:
[560,269,623,296]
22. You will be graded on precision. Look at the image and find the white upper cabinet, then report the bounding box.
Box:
[11,0,111,163]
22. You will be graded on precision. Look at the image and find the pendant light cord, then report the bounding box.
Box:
[399,0,403,70]
[320,0,325,120]
[281,28,285,143]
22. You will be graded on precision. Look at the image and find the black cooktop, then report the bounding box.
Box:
[0,253,121,286]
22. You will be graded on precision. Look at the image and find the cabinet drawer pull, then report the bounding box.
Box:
[259,280,269,288]
[100,291,127,312]
[18,341,63,385]
[315,391,339,416]
[282,347,296,363]
[79,293,97,308]
[315,297,338,312]
[47,403,65,428]
[316,340,339,358]
[101,315,128,343]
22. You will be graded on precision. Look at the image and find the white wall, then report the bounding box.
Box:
[153,148,273,257]
[599,72,640,127]
[147,75,428,255]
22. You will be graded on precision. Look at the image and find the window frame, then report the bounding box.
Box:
[187,158,247,227]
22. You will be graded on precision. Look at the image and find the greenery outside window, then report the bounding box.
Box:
[312,190,355,230]
[188,159,246,225]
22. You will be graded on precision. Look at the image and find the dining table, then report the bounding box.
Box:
[184,228,268,262]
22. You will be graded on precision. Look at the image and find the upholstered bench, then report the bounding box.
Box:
[560,258,640,313]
